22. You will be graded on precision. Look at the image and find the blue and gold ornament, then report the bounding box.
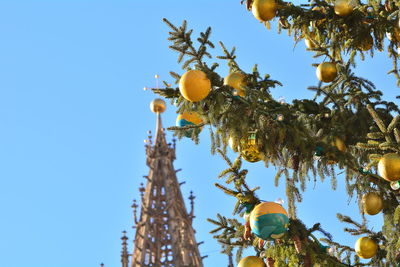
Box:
[249,201,289,240]
[176,112,203,137]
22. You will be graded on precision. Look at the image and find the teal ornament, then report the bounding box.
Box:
[249,202,289,241]
[319,244,330,253]
[359,167,371,175]
[176,112,203,138]
[315,146,325,157]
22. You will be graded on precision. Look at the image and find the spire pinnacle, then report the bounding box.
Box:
[121,231,129,267]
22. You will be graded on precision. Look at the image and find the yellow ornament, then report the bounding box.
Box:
[362,192,383,215]
[150,98,166,113]
[228,136,239,152]
[333,137,346,153]
[179,70,211,102]
[224,72,246,97]
[334,0,354,17]
[355,237,378,259]
[240,133,263,163]
[238,256,266,267]
[378,153,400,182]
[252,0,277,22]
[304,32,316,49]
[357,34,373,51]
[316,62,337,83]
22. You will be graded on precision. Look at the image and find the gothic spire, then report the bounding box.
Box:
[130,99,203,267]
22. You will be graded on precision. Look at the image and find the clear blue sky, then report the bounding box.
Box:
[0,1,397,267]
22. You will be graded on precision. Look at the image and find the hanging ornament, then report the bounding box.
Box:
[249,201,289,240]
[252,0,277,22]
[224,72,246,97]
[179,70,211,102]
[150,98,166,113]
[355,237,378,259]
[238,256,266,267]
[378,153,400,182]
[332,137,346,152]
[362,192,383,215]
[304,31,316,49]
[363,6,375,24]
[176,112,203,137]
[316,62,337,83]
[334,0,354,17]
[357,34,373,51]
[390,180,400,190]
[240,133,264,163]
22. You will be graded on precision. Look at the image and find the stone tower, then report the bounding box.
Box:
[124,99,203,267]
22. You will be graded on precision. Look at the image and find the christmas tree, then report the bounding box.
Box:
[153,0,400,266]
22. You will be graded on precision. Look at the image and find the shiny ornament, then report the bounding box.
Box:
[150,98,166,113]
[179,70,211,102]
[176,112,203,137]
[228,136,239,152]
[252,0,277,22]
[357,34,373,51]
[362,192,383,215]
[355,237,378,259]
[240,133,263,163]
[332,137,346,152]
[238,256,266,267]
[391,180,400,190]
[249,202,289,240]
[304,32,316,49]
[378,153,400,182]
[316,62,337,83]
[334,0,354,17]
[224,72,246,97]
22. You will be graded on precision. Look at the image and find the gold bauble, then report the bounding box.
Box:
[228,136,239,152]
[224,72,246,97]
[357,34,373,51]
[240,134,263,163]
[150,98,166,113]
[378,153,400,182]
[362,192,383,215]
[334,0,354,17]
[179,70,211,102]
[304,32,316,49]
[252,0,277,22]
[332,137,346,153]
[316,62,337,83]
[238,256,266,267]
[355,237,378,259]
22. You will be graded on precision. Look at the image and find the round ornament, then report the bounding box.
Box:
[249,201,289,240]
[316,62,337,83]
[252,0,277,22]
[391,180,400,190]
[238,256,266,267]
[240,133,263,163]
[179,70,211,102]
[334,0,354,17]
[150,98,166,113]
[378,153,400,182]
[357,34,373,51]
[224,72,246,97]
[332,137,346,152]
[176,112,203,137]
[355,237,378,259]
[362,192,383,215]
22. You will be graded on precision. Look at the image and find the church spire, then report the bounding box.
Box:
[130,99,203,267]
